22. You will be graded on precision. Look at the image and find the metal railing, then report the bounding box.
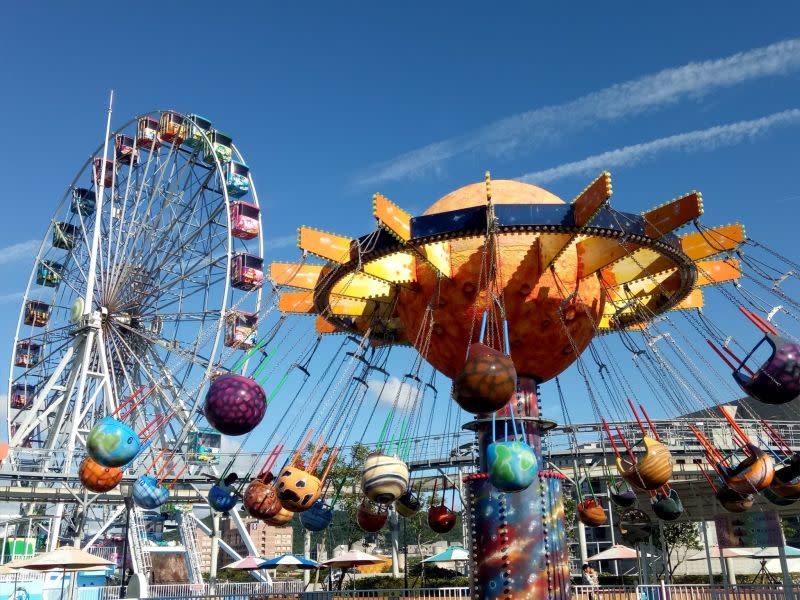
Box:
[572,584,795,600]
[147,589,470,599]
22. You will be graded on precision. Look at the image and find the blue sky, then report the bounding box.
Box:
[2,2,800,443]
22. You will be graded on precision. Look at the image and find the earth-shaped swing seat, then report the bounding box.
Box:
[208,483,239,513]
[86,416,142,468]
[132,475,170,509]
[299,500,334,532]
[616,436,673,491]
[395,489,421,518]
[577,498,607,527]
[651,488,683,521]
[770,454,800,499]
[716,486,755,513]
[734,333,800,405]
[720,444,774,494]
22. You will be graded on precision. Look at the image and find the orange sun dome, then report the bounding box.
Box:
[273,172,743,383]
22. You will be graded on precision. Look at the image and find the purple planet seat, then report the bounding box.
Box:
[204,374,266,436]
[734,334,800,405]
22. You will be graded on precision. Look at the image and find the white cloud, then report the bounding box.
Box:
[265,234,297,251]
[354,38,800,186]
[0,240,39,266]
[367,376,423,413]
[0,292,24,305]
[517,109,800,184]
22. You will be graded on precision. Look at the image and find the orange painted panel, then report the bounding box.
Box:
[270,263,324,289]
[373,193,412,241]
[315,316,339,334]
[363,253,416,283]
[577,237,641,278]
[642,192,703,238]
[679,224,746,260]
[573,172,612,227]
[329,295,369,316]
[695,259,741,286]
[538,233,575,269]
[600,248,666,288]
[421,241,452,278]
[278,291,315,314]
[331,272,391,299]
[674,288,704,310]
[298,227,353,263]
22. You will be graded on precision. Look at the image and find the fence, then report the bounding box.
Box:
[147,589,470,599]
[572,584,796,600]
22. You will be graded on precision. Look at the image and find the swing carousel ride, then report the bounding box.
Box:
[9,102,800,600]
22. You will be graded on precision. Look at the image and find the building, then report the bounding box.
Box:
[195,513,293,572]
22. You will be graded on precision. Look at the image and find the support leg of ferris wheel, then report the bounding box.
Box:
[46,92,115,552]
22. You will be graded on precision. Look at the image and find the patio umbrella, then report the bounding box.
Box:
[422,547,470,563]
[10,546,114,600]
[260,553,321,569]
[223,555,269,570]
[321,551,385,590]
[587,544,640,562]
[752,546,800,558]
[687,545,753,560]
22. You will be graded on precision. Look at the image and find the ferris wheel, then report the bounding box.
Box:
[6,108,264,480]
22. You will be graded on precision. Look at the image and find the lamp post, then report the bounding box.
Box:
[118,482,134,599]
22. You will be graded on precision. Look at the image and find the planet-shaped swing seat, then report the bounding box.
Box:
[208,483,239,513]
[721,444,774,494]
[609,484,637,508]
[86,416,141,468]
[716,486,755,513]
[651,489,683,521]
[577,498,607,527]
[361,451,409,504]
[395,490,421,518]
[299,500,334,532]
[770,455,800,500]
[486,439,538,493]
[265,507,294,526]
[204,374,266,436]
[243,479,282,521]
[734,334,800,405]
[357,499,388,532]
[276,466,322,512]
[79,457,123,493]
[427,504,457,533]
[764,488,797,507]
[453,344,517,414]
[618,508,652,544]
[616,436,673,491]
[132,475,170,509]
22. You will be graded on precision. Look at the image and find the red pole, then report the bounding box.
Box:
[627,399,648,437]
[638,404,661,442]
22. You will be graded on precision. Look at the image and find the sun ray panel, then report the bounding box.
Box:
[577,237,641,279]
[373,193,412,242]
[642,192,703,238]
[298,227,354,263]
[695,258,741,286]
[680,224,746,260]
[270,263,325,290]
[573,171,612,227]
[363,252,416,284]
[331,272,392,299]
[278,291,316,314]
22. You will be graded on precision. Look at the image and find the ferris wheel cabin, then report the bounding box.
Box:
[136,116,160,150]
[14,340,41,368]
[230,253,264,290]
[70,188,96,217]
[10,384,35,410]
[224,310,258,349]
[184,114,211,148]
[226,161,250,198]
[36,260,63,288]
[114,134,138,166]
[187,429,221,464]
[158,111,185,145]
[203,130,233,165]
[52,222,79,251]
[230,201,260,240]
[23,300,50,327]
[92,158,114,188]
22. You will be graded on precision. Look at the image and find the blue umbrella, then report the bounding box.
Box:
[259,554,322,570]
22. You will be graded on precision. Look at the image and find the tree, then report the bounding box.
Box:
[655,522,702,576]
